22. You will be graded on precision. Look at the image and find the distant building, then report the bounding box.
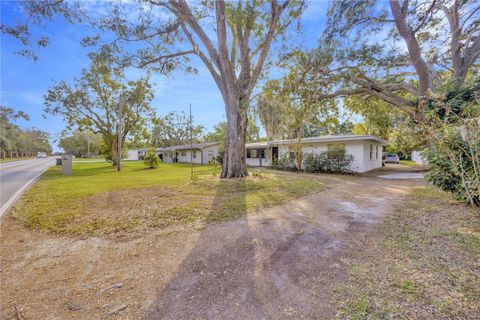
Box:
[126,150,139,161]
[411,150,427,165]
[137,141,220,165]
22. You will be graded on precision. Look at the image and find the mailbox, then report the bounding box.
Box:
[61,155,73,175]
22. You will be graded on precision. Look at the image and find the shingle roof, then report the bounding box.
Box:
[245,135,389,148]
[156,141,220,152]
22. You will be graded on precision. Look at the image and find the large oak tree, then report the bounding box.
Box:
[90,0,304,177]
[307,0,480,123]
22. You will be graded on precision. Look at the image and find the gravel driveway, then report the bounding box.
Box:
[1,168,425,319]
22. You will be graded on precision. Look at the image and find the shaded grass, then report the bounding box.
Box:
[336,186,480,319]
[399,160,417,166]
[12,162,324,237]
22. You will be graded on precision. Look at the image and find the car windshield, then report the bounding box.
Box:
[387,153,398,157]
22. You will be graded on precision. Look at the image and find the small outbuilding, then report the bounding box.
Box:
[245,135,389,173]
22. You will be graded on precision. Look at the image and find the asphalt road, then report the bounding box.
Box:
[0,157,55,217]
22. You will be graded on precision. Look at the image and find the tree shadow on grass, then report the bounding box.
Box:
[146,176,267,319]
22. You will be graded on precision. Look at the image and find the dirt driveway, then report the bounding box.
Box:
[0,168,424,319]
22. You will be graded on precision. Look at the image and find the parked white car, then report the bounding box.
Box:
[384,153,400,164]
[37,152,47,158]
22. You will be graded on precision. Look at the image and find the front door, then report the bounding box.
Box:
[272,146,278,165]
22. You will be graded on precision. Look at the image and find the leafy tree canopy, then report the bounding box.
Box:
[44,49,155,165]
[302,0,480,123]
[151,111,204,147]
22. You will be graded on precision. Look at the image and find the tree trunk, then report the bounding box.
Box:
[221,96,248,178]
[295,130,304,172]
[390,0,434,97]
[111,140,119,166]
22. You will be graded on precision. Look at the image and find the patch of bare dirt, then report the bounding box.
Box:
[1,171,424,319]
[66,187,217,238]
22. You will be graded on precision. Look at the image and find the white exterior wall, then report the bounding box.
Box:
[127,150,139,161]
[159,151,174,163]
[158,145,219,165]
[359,141,383,172]
[344,141,365,172]
[246,148,271,167]
[202,145,219,164]
[246,140,384,173]
[176,150,202,164]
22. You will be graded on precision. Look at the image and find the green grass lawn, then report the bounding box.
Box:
[336,187,480,319]
[12,162,324,237]
[72,157,108,162]
[0,157,35,163]
[399,160,417,166]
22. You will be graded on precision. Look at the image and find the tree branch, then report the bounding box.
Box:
[177,19,224,97]
[137,50,194,68]
[412,0,437,33]
[247,0,288,96]
[168,0,221,70]
[215,0,234,87]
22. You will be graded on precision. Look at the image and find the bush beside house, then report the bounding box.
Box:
[275,151,354,174]
[275,153,296,171]
[303,151,354,173]
[144,148,160,169]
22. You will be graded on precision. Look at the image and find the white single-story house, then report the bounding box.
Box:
[138,141,220,165]
[245,135,389,173]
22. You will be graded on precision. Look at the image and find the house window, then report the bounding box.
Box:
[327,143,345,159]
[208,150,214,157]
[370,144,373,160]
[246,149,251,158]
[259,149,265,159]
[181,151,186,156]
[327,143,345,152]
[289,152,295,160]
[375,145,379,159]
[250,149,258,158]
[192,150,197,159]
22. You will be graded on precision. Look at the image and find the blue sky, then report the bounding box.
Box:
[1,1,329,151]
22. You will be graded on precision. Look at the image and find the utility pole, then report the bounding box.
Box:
[190,103,194,180]
[87,137,91,158]
[117,100,123,172]
[29,130,32,157]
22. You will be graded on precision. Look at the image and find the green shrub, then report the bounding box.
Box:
[274,152,296,171]
[423,79,479,207]
[303,151,354,173]
[274,151,354,173]
[426,123,479,206]
[144,148,160,169]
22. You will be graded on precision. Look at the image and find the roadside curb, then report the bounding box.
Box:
[0,166,50,220]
